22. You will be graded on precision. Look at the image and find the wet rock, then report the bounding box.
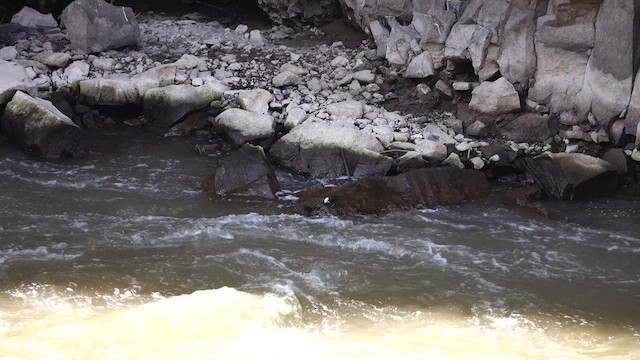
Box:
[0,91,86,158]
[166,112,211,137]
[11,6,58,29]
[469,77,520,116]
[202,144,280,200]
[143,84,223,127]
[269,121,392,179]
[501,114,558,143]
[0,60,35,105]
[504,185,548,218]
[61,0,141,53]
[238,89,273,115]
[295,167,490,216]
[35,52,71,69]
[213,108,276,148]
[602,148,629,176]
[524,152,618,200]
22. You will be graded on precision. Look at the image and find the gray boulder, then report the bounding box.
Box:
[404,51,435,78]
[269,121,393,179]
[326,100,364,118]
[143,84,223,127]
[1,91,86,158]
[61,0,141,53]
[501,114,558,143]
[35,52,71,69]
[202,144,280,200]
[11,6,58,29]
[0,60,36,105]
[624,68,640,136]
[295,167,490,216]
[497,3,536,85]
[238,89,273,114]
[469,77,520,115]
[213,108,276,148]
[524,152,618,200]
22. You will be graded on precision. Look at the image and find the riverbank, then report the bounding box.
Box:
[0,3,638,217]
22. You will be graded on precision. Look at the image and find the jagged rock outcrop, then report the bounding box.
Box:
[61,0,141,53]
[0,91,86,158]
[258,0,340,24]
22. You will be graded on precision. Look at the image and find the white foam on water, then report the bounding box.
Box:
[0,244,81,265]
[0,287,637,360]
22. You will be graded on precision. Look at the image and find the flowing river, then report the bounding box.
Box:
[0,126,639,359]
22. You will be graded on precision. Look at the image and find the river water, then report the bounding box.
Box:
[0,126,639,359]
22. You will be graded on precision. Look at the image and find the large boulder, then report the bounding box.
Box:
[469,77,520,115]
[212,108,276,148]
[269,121,393,179]
[143,84,223,127]
[61,0,141,53]
[295,167,490,216]
[0,91,86,158]
[201,144,280,200]
[10,6,58,29]
[574,0,634,125]
[78,65,178,105]
[524,152,618,200]
[0,60,36,105]
[444,23,491,72]
[496,2,536,85]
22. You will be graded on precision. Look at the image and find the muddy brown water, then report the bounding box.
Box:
[0,126,639,359]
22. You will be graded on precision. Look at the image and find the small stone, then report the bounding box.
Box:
[632,149,640,162]
[415,139,447,161]
[272,71,300,87]
[249,30,264,45]
[326,100,364,119]
[64,60,90,83]
[235,24,249,34]
[353,70,375,83]
[465,120,488,137]
[284,107,307,129]
[331,56,349,68]
[36,52,71,68]
[92,58,116,71]
[470,157,485,169]
[0,46,18,61]
[455,142,470,152]
[435,80,454,98]
[488,154,500,162]
[442,152,464,169]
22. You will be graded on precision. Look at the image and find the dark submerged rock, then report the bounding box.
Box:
[296,167,490,216]
[500,113,559,143]
[201,144,281,200]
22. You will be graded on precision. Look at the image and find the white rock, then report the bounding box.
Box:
[353,70,375,83]
[469,77,520,115]
[442,153,465,169]
[0,46,18,61]
[64,61,89,83]
[238,88,273,114]
[415,139,447,161]
[326,100,364,119]
[235,24,249,34]
[455,142,471,152]
[284,107,307,129]
[280,63,307,75]
[488,154,500,162]
[404,51,435,78]
[330,55,349,68]
[632,149,640,162]
[470,157,485,169]
[272,71,300,87]
[249,30,264,45]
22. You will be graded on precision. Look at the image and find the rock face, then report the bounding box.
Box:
[202,144,280,200]
[524,152,618,200]
[295,167,490,216]
[269,121,393,179]
[258,0,340,24]
[0,60,35,105]
[143,84,223,127]
[61,0,141,53]
[469,77,520,115]
[0,91,86,158]
[213,108,276,148]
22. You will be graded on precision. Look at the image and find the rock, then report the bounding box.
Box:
[61,0,141,53]
[452,81,477,91]
[0,47,18,61]
[92,58,116,71]
[272,70,300,87]
[269,121,392,179]
[469,77,520,115]
[470,157,484,170]
[235,24,249,34]
[608,119,627,147]
[501,114,558,143]
[284,107,307,129]
[444,24,491,72]
[415,139,447,161]
[602,148,629,176]
[352,70,375,83]
[326,100,364,119]
[295,167,490,216]
[11,6,58,29]
[280,63,308,75]
[238,89,273,114]
[574,0,634,125]
[0,60,35,105]
[442,152,464,169]
[465,120,488,138]
[524,152,618,200]
[143,84,223,127]
[201,144,280,200]
[404,51,435,79]
[423,124,456,145]
[331,55,349,67]
[213,108,276,148]
[35,52,71,68]
[64,60,90,83]
[166,112,211,137]
[0,91,86,158]
[79,65,178,105]
[497,4,536,85]
[434,80,454,98]
[632,149,640,162]
[249,30,264,45]
[624,67,640,135]
[504,185,548,218]
[397,151,427,172]
[258,0,339,24]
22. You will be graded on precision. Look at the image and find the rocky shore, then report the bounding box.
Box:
[0,0,638,217]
